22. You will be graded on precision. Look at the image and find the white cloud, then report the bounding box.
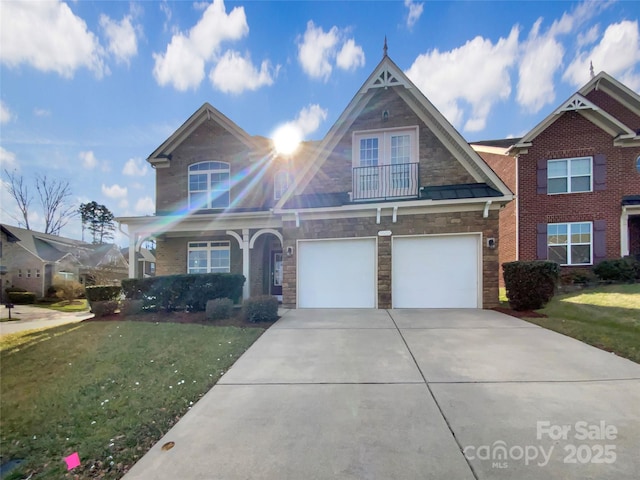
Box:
[123,157,148,176]
[405,26,519,132]
[100,14,139,65]
[102,183,128,199]
[404,0,424,30]
[577,25,600,48]
[1,101,12,124]
[135,196,155,215]
[152,0,249,91]
[294,104,328,137]
[0,0,106,78]
[564,20,640,90]
[517,18,565,113]
[79,151,99,169]
[209,51,277,94]
[336,39,365,71]
[0,147,17,170]
[119,199,129,209]
[297,21,364,81]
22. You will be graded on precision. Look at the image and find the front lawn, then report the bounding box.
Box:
[523,284,640,363]
[0,321,264,479]
[33,299,90,312]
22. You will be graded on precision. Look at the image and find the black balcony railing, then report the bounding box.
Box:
[352,162,419,201]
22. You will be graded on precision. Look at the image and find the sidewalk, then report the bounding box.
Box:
[0,304,94,335]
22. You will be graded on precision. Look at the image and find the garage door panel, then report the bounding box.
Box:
[392,235,480,308]
[298,239,376,308]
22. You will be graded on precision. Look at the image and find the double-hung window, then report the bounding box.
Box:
[188,162,230,209]
[547,222,592,265]
[188,241,230,274]
[352,127,418,199]
[547,157,592,194]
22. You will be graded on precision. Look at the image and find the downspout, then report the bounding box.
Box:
[483,200,492,218]
[515,155,520,260]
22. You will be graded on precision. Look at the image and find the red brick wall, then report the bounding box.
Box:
[585,90,640,130]
[478,150,517,285]
[517,110,640,263]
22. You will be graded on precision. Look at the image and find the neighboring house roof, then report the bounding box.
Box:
[622,195,640,206]
[120,247,156,263]
[146,103,267,168]
[275,53,512,210]
[1,224,127,269]
[509,72,640,155]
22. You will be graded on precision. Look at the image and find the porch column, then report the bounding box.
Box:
[128,233,136,278]
[242,229,250,299]
[621,207,629,257]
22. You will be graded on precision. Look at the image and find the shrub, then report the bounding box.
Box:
[52,280,85,304]
[5,286,27,294]
[91,301,119,317]
[593,258,637,282]
[7,291,36,304]
[205,298,234,321]
[559,268,597,286]
[85,285,123,303]
[503,261,560,311]
[242,295,278,323]
[120,299,145,315]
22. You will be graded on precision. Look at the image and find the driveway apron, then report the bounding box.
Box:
[123,309,640,480]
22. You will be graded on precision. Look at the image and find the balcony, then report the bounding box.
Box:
[352,163,419,201]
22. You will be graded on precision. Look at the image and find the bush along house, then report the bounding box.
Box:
[505,72,640,273]
[117,49,513,309]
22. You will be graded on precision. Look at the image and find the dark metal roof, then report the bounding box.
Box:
[283,192,351,209]
[421,183,504,201]
[622,195,640,205]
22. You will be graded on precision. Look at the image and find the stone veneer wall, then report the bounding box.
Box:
[282,209,500,309]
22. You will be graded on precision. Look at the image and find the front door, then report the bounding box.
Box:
[270,251,283,298]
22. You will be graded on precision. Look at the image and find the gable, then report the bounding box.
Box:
[585,89,640,131]
[278,55,511,209]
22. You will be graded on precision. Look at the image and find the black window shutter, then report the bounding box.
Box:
[537,159,547,194]
[536,223,548,260]
[593,154,606,191]
[593,220,606,264]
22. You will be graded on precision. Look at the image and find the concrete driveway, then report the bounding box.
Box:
[0,304,93,335]
[123,309,640,480]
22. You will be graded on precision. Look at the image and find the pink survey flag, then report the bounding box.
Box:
[65,452,81,470]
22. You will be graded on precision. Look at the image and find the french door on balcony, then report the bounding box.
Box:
[353,127,419,200]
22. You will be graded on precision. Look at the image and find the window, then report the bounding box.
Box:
[636,155,640,173]
[18,269,22,278]
[352,127,418,199]
[36,269,41,278]
[274,171,290,200]
[27,269,31,278]
[188,162,230,209]
[547,222,592,265]
[547,157,592,194]
[188,241,230,274]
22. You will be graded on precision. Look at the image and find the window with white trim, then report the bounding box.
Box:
[547,157,592,194]
[274,171,290,200]
[188,162,230,209]
[547,222,592,265]
[187,241,230,274]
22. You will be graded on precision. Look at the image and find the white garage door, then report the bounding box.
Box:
[392,235,480,308]
[298,238,376,308]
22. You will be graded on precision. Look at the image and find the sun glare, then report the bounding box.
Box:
[273,124,302,155]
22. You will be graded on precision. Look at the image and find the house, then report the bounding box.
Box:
[120,247,156,278]
[117,50,513,309]
[483,72,640,275]
[0,224,129,298]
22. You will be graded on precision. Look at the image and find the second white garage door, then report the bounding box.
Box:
[298,238,376,308]
[392,234,480,308]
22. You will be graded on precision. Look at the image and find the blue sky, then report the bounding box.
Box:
[1,0,639,244]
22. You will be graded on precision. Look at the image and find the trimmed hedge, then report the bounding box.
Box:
[593,258,638,282]
[242,295,278,323]
[7,291,36,304]
[205,298,234,321]
[503,261,560,311]
[92,301,119,317]
[85,285,123,303]
[121,274,245,312]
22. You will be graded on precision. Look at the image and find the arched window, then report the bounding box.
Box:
[636,155,640,173]
[188,162,230,209]
[274,170,290,200]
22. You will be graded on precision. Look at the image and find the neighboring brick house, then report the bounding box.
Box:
[479,72,640,279]
[118,52,513,308]
[0,224,129,298]
[120,247,156,278]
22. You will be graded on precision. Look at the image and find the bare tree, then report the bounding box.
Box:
[3,170,76,235]
[3,169,32,229]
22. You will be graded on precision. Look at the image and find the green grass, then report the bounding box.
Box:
[32,299,90,312]
[523,284,640,363]
[0,321,264,479]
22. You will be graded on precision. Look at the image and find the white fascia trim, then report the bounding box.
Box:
[470,144,510,155]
